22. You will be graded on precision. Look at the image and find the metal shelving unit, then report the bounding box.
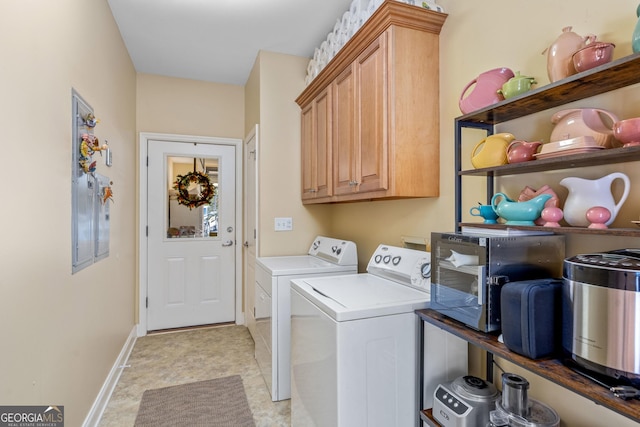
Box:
[454,52,640,235]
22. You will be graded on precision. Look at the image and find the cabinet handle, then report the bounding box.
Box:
[309,188,317,193]
[349,180,359,186]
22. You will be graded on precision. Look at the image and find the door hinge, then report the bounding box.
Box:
[146,156,149,167]
[146,226,148,237]
[146,297,148,308]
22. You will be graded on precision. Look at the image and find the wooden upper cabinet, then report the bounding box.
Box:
[296,0,446,204]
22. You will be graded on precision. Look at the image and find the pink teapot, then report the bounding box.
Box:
[459,67,514,114]
[507,140,542,163]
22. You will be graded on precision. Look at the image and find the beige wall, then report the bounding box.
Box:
[0,1,137,425]
[250,51,332,257]
[2,0,637,425]
[330,1,640,425]
[245,56,260,137]
[137,74,244,138]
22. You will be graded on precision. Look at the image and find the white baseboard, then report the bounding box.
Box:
[82,325,138,427]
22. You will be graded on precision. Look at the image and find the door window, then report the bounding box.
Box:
[166,156,219,239]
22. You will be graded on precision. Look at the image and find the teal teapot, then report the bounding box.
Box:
[491,193,552,226]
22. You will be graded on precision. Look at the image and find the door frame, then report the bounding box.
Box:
[138,132,244,337]
[243,125,259,337]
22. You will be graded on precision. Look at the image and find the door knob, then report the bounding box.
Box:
[222,240,234,247]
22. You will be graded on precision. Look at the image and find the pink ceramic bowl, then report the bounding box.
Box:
[613,118,640,147]
[572,42,615,73]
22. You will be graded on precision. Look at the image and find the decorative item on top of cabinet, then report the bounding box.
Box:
[296,0,446,204]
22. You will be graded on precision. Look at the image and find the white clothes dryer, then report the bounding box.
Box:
[290,244,467,427]
[254,236,357,401]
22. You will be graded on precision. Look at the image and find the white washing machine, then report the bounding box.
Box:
[254,236,358,401]
[290,244,467,427]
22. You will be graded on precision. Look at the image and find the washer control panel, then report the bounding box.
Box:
[366,245,431,292]
[308,236,358,266]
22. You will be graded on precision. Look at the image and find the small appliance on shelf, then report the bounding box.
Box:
[562,249,640,390]
[429,232,565,333]
[432,375,500,427]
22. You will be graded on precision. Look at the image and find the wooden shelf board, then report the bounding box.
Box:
[459,146,640,177]
[459,223,640,237]
[416,309,640,423]
[420,408,442,426]
[455,52,640,125]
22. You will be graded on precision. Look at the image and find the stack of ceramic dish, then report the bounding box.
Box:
[534,136,604,159]
[304,0,445,85]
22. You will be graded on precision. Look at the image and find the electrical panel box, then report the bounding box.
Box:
[72,90,110,273]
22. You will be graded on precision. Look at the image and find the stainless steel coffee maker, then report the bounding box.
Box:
[488,373,560,427]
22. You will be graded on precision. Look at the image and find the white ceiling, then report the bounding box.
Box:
[107,0,355,86]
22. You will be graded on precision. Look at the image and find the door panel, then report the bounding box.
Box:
[333,64,357,195]
[301,104,315,199]
[147,140,236,331]
[356,34,388,193]
[314,87,332,198]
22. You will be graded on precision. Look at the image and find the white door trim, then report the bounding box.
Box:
[138,132,244,337]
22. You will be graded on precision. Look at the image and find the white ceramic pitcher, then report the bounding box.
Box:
[559,173,630,227]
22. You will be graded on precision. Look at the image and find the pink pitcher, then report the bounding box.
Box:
[459,67,515,114]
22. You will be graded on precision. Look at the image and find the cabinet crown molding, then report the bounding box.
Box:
[296,0,446,108]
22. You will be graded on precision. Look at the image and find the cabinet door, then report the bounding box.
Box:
[300,87,332,200]
[355,33,388,194]
[333,63,357,196]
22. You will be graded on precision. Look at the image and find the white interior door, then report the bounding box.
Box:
[147,139,236,331]
[244,126,258,338]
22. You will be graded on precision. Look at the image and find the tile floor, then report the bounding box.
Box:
[98,324,290,427]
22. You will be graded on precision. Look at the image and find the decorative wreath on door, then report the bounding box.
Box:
[173,171,215,209]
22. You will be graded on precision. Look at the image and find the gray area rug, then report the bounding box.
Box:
[134,375,255,427]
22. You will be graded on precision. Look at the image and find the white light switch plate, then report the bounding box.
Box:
[274,217,293,231]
